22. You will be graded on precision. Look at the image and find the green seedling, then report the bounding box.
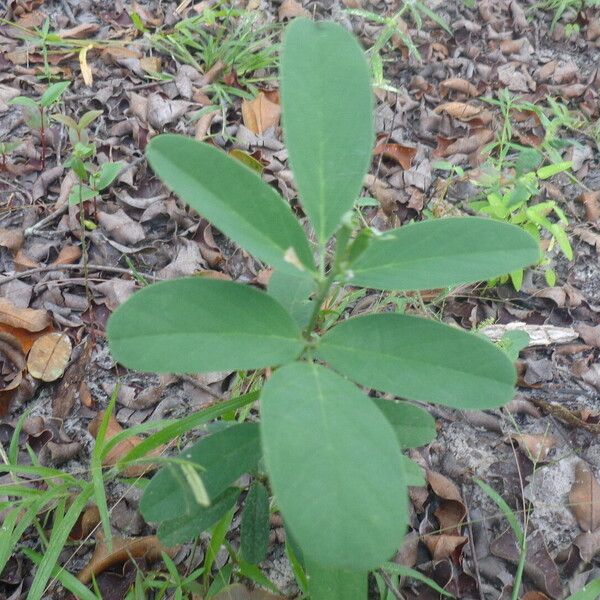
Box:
[470,149,573,288]
[9,81,70,170]
[149,6,279,106]
[533,0,600,31]
[0,141,20,171]
[106,18,540,599]
[346,3,451,91]
[53,109,103,146]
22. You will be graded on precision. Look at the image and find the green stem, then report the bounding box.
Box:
[303,226,352,338]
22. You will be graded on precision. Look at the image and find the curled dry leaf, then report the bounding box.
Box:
[510,434,556,463]
[578,191,600,222]
[434,102,492,122]
[522,593,550,600]
[423,534,468,561]
[0,298,50,332]
[88,412,165,477]
[278,0,310,19]
[439,78,479,97]
[77,534,177,584]
[27,332,72,382]
[569,461,600,532]
[241,92,281,135]
[0,332,26,392]
[426,470,467,533]
[373,142,416,170]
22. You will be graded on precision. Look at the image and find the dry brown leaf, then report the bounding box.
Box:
[69,505,101,541]
[88,412,165,477]
[58,23,100,38]
[439,78,478,97]
[0,228,24,252]
[522,593,550,600]
[241,92,281,135]
[52,244,82,265]
[574,227,600,251]
[140,56,162,74]
[510,433,556,462]
[13,249,40,270]
[422,534,467,561]
[578,191,600,222]
[0,323,53,354]
[434,102,491,122]
[373,142,416,170]
[570,461,600,532]
[0,298,50,332]
[278,0,310,19]
[79,44,94,87]
[77,534,177,584]
[426,470,466,533]
[27,332,72,382]
[440,129,494,157]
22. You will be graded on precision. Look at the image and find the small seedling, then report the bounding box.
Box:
[9,81,70,169]
[53,109,103,146]
[106,18,540,598]
[0,141,20,171]
[346,3,451,91]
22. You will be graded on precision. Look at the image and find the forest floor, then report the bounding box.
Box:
[1,0,600,598]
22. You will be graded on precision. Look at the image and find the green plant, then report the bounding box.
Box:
[533,0,600,31]
[346,3,451,91]
[53,109,123,206]
[470,150,573,288]
[106,18,540,598]
[148,5,279,106]
[0,141,20,171]
[9,81,70,169]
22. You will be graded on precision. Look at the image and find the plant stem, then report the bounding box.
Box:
[39,107,46,170]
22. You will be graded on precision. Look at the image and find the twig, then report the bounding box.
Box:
[529,397,600,434]
[0,263,161,285]
[463,485,485,600]
[376,568,406,600]
[179,374,226,402]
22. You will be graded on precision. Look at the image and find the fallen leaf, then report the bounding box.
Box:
[79,44,94,87]
[373,142,416,170]
[27,332,72,382]
[242,92,281,135]
[491,529,562,598]
[570,461,600,532]
[0,323,53,354]
[510,434,556,462]
[88,412,165,477]
[439,78,479,97]
[278,0,310,19]
[426,470,466,533]
[0,228,24,252]
[578,191,600,222]
[52,245,82,265]
[423,534,468,561]
[522,593,550,600]
[0,298,51,332]
[434,102,492,122]
[97,209,145,246]
[77,534,177,584]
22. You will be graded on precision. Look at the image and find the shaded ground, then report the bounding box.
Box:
[1,0,599,598]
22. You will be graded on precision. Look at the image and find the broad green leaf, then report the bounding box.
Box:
[39,81,70,107]
[9,96,38,110]
[240,481,270,564]
[400,455,425,487]
[536,161,572,179]
[96,161,124,191]
[78,109,103,129]
[306,560,367,600]
[140,423,261,522]
[317,314,516,409]
[261,362,406,570]
[107,278,305,373]
[267,268,316,328]
[565,578,600,600]
[146,135,314,273]
[281,18,374,243]
[349,218,541,291]
[373,399,436,448]
[158,487,241,545]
